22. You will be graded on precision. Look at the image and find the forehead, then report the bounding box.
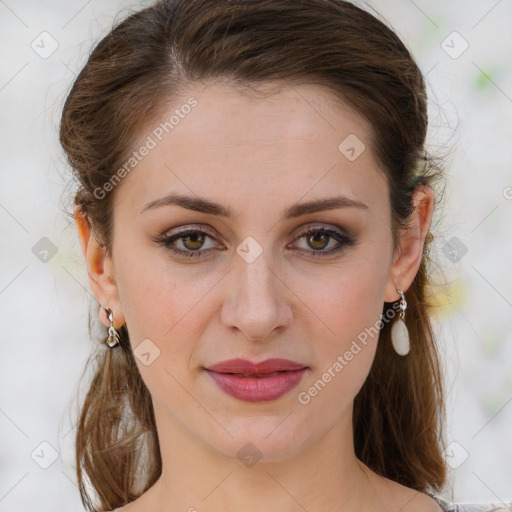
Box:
[172,80,371,149]
[113,81,388,222]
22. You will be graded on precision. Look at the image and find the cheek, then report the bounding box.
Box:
[114,245,224,374]
[295,277,383,418]
[296,254,388,388]
[300,258,388,344]
[113,237,192,335]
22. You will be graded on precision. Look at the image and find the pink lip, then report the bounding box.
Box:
[205,358,308,402]
[207,358,307,374]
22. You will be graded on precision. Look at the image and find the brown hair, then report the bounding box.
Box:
[60,0,448,510]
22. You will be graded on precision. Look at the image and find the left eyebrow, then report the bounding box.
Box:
[140,192,368,219]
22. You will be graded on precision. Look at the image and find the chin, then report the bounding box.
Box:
[204,416,317,464]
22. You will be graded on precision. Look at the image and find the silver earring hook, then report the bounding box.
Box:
[396,289,407,321]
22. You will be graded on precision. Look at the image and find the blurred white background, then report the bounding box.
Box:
[0,0,511,510]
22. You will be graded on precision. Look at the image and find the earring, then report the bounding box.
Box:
[391,289,410,356]
[104,307,120,348]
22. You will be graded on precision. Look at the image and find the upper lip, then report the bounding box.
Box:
[206,358,307,375]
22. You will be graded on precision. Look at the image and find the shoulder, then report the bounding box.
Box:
[368,469,511,512]
[363,469,444,512]
[430,494,512,512]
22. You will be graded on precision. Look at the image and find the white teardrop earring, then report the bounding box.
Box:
[391,289,410,356]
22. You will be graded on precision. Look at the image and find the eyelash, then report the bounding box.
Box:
[154,224,355,260]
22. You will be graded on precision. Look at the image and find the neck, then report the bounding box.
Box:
[140,406,382,512]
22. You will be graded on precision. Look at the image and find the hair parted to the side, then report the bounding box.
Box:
[60,0,448,510]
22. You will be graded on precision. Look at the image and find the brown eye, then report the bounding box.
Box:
[181,232,206,251]
[155,227,221,259]
[291,226,355,258]
[306,231,330,251]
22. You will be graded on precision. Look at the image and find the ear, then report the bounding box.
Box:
[75,206,125,329]
[384,184,435,302]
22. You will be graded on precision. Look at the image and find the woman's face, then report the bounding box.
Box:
[90,81,415,462]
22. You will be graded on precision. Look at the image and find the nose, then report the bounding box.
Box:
[221,246,293,342]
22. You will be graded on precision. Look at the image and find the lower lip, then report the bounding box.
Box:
[205,368,307,402]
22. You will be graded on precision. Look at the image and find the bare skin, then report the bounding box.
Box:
[76,81,441,512]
